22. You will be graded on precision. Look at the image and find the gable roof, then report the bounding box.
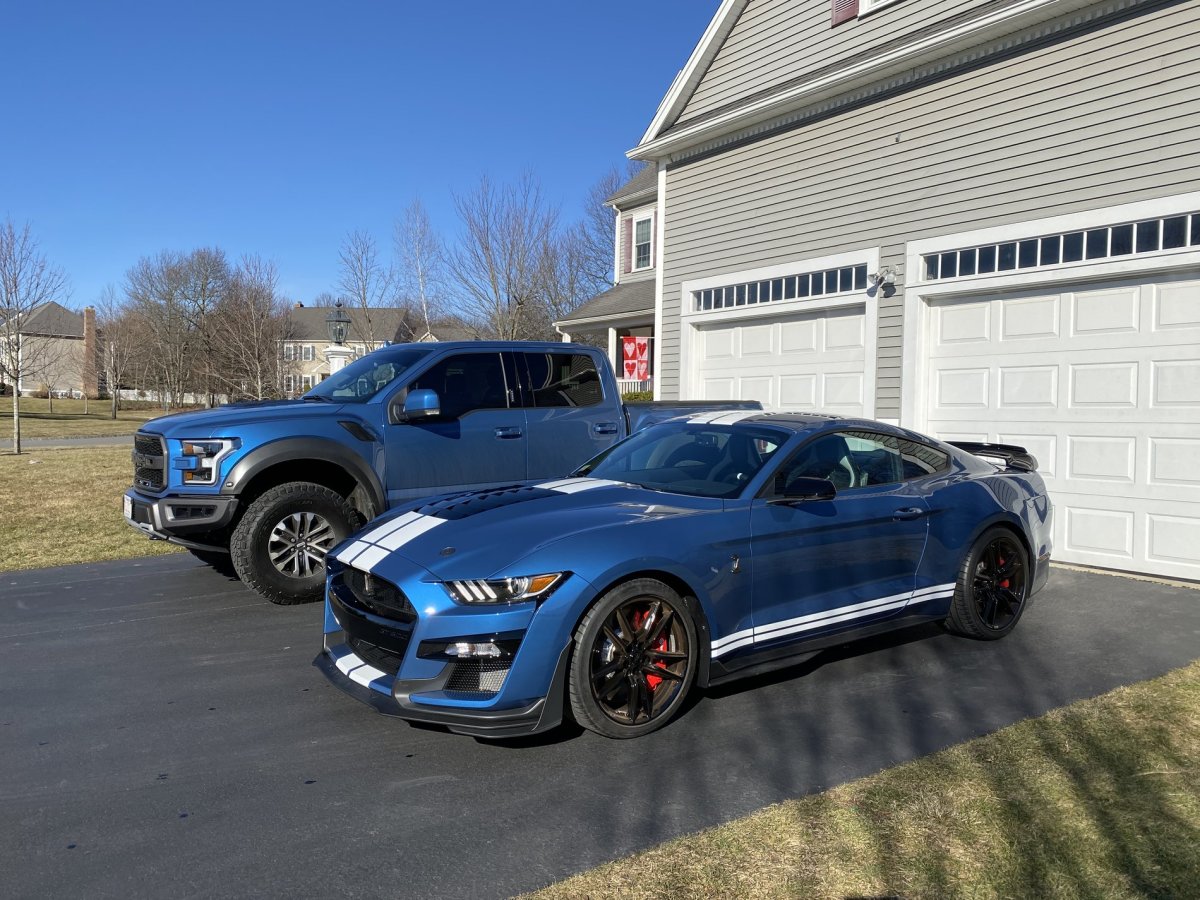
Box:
[554,280,655,327]
[21,301,84,338]
[605,166,658,209]
[286,306,414,343]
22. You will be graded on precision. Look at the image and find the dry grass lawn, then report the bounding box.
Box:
[0,396,164,440]
[530,660,1200,899]
[0,446,181,572]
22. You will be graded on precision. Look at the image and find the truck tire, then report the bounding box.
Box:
[230,481,364,605]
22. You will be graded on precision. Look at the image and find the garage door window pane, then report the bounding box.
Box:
[940,252,958,278]
[1135,220,1159,253]
[854,265,868,290]
[1040,235,1061,265]
[1085,229,1108,259]
[1191,214,1200,246]
[1163,216,1187,249]
[1110,223,1133,256]
[959,248,977,276]
[784,277,797,299]
[998,243,1017,271]
[1018,240,1038,268]
[978,246,996,274]
[1062,232,1084,262]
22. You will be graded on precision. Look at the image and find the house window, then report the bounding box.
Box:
[302,345,315,361]
[922,210,1200,281]
[301,374,314,391]
[284,375,295,393]
[694,264,868,312]
[283,344,295,362]
[633,216,653,270]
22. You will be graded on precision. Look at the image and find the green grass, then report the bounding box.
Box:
[0,396,164,440]
[0,446,181,571]
[529,660,1200,899]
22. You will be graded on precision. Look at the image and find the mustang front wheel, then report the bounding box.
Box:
[568,579,698,739]
[945,526,1030,639]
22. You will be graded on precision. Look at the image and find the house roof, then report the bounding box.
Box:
[21,301,84,338]
[605,166,658,209]
[555,280,655,327]
[286,306,414,343]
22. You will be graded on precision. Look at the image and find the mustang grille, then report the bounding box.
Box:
[445,659,511,697]
[347,636,407,676]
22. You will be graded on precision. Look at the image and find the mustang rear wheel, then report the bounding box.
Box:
[945,526,1030,640]
[568,579,697,739]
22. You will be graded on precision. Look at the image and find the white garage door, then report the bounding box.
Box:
[695,305,868,414]
[925,274,1200,579]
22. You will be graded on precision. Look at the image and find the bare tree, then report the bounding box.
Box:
[0,219,70,453]
[125,251,192,410]
[212,256,293,401]
[578,162,646,293]
[96,285,141,419]
[449,173,559,340]
[178,248,230,407]
[394,199,445,340]
[338,230,395,349]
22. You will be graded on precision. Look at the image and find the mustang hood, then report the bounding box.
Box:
[141,399,347,438]
[337,478,722,582]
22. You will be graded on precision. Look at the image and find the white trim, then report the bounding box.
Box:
[631,0,1105,160]
[612,208,621,284]
[638,0,750,147]
[900,192,1200,432]
[860,0,905,18]
[631,212,655,272]
[653,163,667,401]
[678,248,879,415]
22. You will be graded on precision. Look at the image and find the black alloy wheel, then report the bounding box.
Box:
[569,579,697,739]
[946,526,1030,640]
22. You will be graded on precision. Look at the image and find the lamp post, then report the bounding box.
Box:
[324,300,353,375]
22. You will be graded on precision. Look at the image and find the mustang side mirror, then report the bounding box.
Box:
[768,475,836,505]
[393,388,441,424]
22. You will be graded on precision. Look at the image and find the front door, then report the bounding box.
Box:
[747,431,930,653]
[518,350,618,480]
[383,351,527,504]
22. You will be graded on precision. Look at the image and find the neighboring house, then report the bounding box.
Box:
[625,0,1200,580]
[280,305,480,395]
[0,302,98,398]
[554,167,658,393]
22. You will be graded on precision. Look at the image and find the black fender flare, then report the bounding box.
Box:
[222,437,386,515]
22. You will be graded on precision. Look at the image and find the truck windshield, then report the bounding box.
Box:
[303,347,431,404]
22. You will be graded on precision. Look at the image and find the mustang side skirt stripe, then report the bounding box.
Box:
[710,582,957,659]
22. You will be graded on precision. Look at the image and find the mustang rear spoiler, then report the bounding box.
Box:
[949,441,1038,473]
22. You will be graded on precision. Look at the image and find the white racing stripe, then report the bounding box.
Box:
[710,582,957,659]
[536,478,627,495]
[686,410,763,425]
[333,648,388,687]
[334,511,446,575]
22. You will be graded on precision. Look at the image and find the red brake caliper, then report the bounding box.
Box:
[631,608,670,691]
[998,555,1009,589]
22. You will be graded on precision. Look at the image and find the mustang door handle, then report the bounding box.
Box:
[593,422,619,435]
[494,426,523,440]
[893,507,927,520]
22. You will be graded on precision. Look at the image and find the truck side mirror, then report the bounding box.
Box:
[394,388,440,424]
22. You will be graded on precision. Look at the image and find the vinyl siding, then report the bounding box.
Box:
[678,0,991,125]
[658,0,1200,411]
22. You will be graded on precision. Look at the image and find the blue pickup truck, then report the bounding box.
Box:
[124,341,758,604]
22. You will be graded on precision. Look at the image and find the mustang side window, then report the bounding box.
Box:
[896,438,950,478]
[407,353,508,419]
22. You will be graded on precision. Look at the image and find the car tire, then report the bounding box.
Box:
[229,482,364,605]
[568,578,698,739]
[945,526,1031,640]
[187,547,238,578]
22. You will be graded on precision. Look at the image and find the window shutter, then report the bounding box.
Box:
[831,0,858,26]
[623,219,633,275]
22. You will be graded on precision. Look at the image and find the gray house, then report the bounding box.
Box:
[627,0,1200,580]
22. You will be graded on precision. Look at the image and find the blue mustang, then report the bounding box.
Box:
[315,412,1052,739]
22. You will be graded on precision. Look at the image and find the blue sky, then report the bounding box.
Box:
[1,1,720,308]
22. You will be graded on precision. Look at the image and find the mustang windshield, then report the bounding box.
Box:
[577,423,786,498]
[303,347,430,404]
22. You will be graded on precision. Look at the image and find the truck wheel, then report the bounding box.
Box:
[187,548,237,578]
[230,482,364,605]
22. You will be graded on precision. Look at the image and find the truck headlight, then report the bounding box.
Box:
[443,573,564,605]
[174,439,238,484]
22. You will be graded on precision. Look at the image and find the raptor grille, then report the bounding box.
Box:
[132,432,165,492]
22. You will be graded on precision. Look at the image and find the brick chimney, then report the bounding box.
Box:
[82,306,99,398]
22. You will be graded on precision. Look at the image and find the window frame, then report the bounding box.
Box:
[391,350,515,421]
[760,429,949,498]
[517,350,606,409]
[632,213,654,271]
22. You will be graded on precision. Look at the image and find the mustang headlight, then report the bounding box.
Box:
[443,573,565,605]
[173,438,238,484]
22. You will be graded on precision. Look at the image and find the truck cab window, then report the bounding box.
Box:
[408,353,509,419]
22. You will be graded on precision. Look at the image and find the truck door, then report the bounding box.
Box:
[383,350,527,504]
[518,350,620,480]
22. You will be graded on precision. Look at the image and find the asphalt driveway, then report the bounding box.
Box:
[2,557,1197,899]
